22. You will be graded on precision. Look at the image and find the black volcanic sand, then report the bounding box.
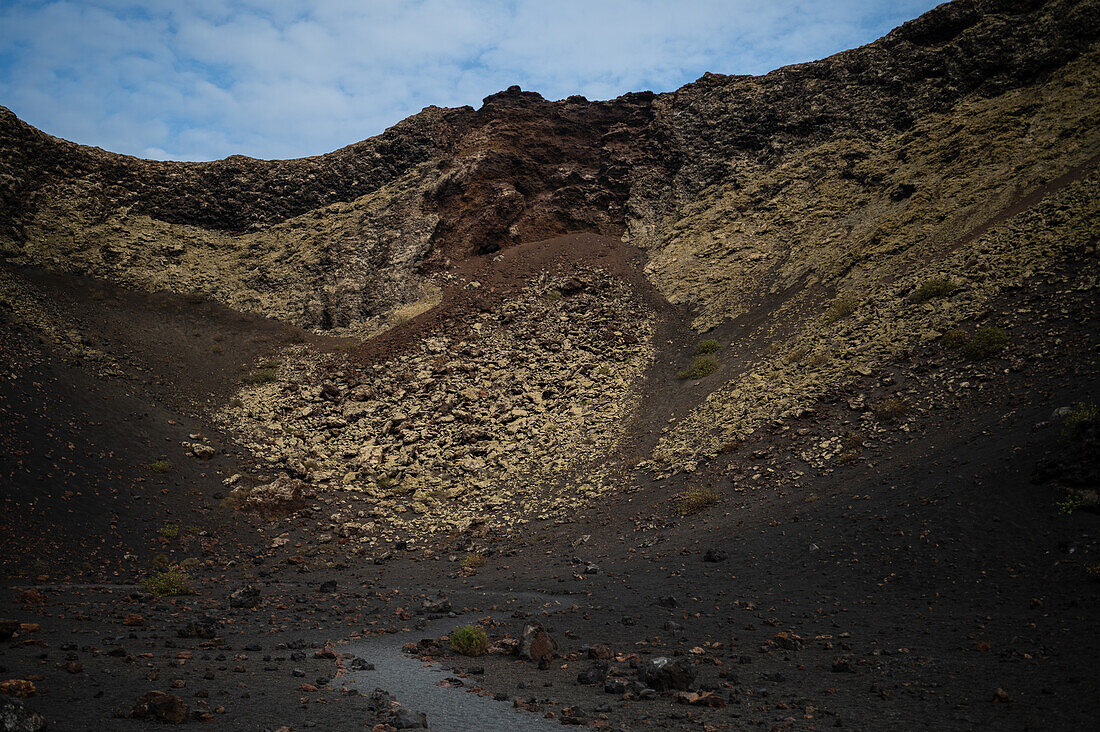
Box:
[1,250,1098,731]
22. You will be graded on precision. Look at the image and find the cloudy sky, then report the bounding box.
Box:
[0,1,941,162]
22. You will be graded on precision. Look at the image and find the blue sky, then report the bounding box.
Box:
[0,1,942,161]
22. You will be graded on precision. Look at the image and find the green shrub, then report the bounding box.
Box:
[142,567,193,597]
[242,368,277,385]
[1061,401,1098,439]
[159,524,180,540]
[824,295,859,323]
[449,625,489,656]
[694,339,721,355]
[911,278,957,303]
[960,326,1009,359]
[150,459,171,474]
[674,487,721,515]
[461,552,486,569]
[678,355,719,380]
[1057,495,1085,515]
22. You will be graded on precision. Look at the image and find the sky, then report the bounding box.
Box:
[0,1,943,162]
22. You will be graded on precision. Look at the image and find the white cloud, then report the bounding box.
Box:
[0,0,941,161]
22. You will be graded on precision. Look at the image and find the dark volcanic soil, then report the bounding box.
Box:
[1,234,1097,731]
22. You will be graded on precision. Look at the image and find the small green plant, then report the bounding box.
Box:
[1057,495,1085,515]
[1061,401,1098,438]
[1085,564,1100,582]
[150,459,171,474]
[872,397,909,424]
[449,624,488,656]
[674,487,721,515]
[151,553,170,569]
[597,364,611,376]
[461,552,486,569]
[911,278,957,303]
[678,355,719,379]
[824,295,859,323]
[141,567,193,597]
[960,326,1009,359]
[159,524,180,541]
[242,368,277,385]
[694,339,721,355]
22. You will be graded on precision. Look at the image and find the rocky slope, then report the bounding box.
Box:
[2,1,1100,730]
[0,0,1096,481]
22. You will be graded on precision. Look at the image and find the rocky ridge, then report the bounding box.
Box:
[2,1,1096,337]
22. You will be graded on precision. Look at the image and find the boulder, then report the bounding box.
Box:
[420,594,451,614]
[516,622,558,665]
[228,585,260,608]
[240,475,313,509]
[638,657,696,691]
[774,631,803,651]
[178,615,219,639]
[585,643,612,660]
[703,548,728,562]
[187,442,216,459]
